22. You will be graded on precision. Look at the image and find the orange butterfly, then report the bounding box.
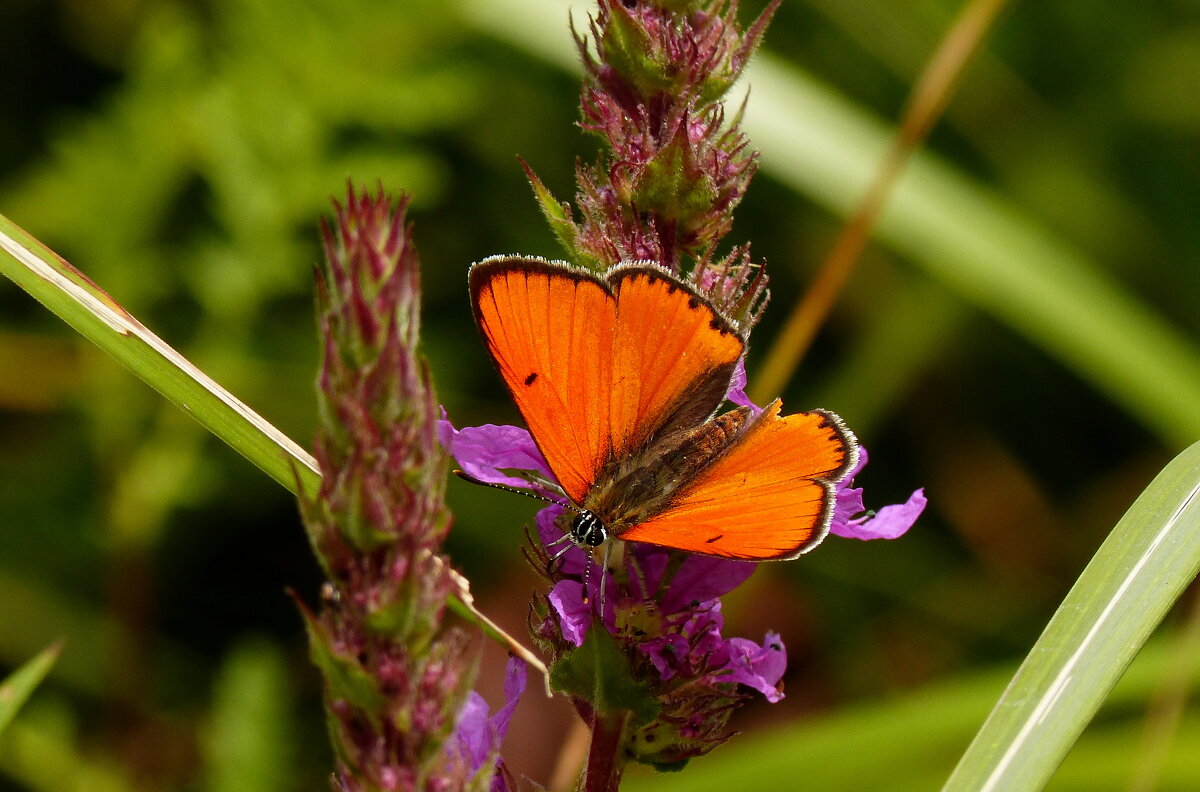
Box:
[469,255,859,561]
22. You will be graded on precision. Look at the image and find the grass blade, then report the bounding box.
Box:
[619,633,1199,792]
[0,213,321,496]
[0,642,62,735]
[942,440,1200,791]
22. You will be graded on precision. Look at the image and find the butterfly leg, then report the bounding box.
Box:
[546,534,575,574]
[596,541,614,616]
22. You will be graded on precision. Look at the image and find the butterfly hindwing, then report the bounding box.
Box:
[618,401,858,560]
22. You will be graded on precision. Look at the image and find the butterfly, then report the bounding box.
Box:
[468,255,859,561]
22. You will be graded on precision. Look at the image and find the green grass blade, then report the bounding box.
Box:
[942,440,1200,791]
[465,0,1200,448]
[618,633,1199,792]
[0,642,62,735]
[0,214,321,496]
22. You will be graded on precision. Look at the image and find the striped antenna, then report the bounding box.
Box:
[453,470,577,512]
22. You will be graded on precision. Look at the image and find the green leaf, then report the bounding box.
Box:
[550,627,660,726]
[0,642,62,735]
[522,161,588,267]
[942,439,1200,791]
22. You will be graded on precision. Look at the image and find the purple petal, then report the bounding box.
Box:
[449,658,526,790]
[722,632,787,703]
[437,415,554,490]
[639,633,688,680]
[626,546,671,601]
[451,692,493,770]
[830,445,925,540]
[660,555,756,613]
[489,656,527,738]
[688,603,728,661]
[834,488,926,540]
[833,482,867,526]
[548,579,591,647]
[725,358,761,413]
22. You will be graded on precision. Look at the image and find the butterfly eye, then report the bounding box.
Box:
[570,511,608,547]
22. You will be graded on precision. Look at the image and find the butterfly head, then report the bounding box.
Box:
[569,510,608,548]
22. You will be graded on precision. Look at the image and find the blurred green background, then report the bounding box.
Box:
[1,0,1198,789]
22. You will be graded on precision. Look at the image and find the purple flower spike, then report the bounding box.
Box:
[306,186,501,790]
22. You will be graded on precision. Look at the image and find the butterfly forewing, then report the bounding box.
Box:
[471,258,615,503]
[471,257,746,506]
[609,266,745,461]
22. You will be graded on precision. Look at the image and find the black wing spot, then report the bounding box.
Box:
[687,296,699,309]
[705,534,724,544]
[709,317,727,334]
[524,372,539,386]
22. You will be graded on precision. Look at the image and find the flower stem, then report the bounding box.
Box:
[582,709,628,792]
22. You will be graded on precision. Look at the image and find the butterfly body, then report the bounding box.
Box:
[582,404,751,534]
[470,255,858,561]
